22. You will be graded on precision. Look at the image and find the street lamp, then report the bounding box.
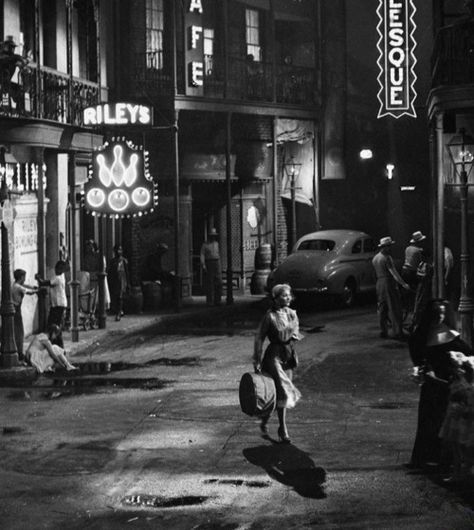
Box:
[284,156,302,252]
[447,128,474,346]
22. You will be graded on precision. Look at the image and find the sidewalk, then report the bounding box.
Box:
[62,293,266,359]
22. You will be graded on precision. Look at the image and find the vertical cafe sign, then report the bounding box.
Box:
[376,0,417,118]
[185,0,204,96]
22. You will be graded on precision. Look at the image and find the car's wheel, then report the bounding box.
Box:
[340,279,356,308]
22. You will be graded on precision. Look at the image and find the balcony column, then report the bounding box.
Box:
[68,153,79,342]
[0,220,18,368]
[34,0,41,118]
[272,117,278,266]
[435,112,445,298]
[173,110,181,311]
[35,147,47,331]
[66,0,73,122]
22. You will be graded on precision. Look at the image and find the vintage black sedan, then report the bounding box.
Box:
[267,229,378,307]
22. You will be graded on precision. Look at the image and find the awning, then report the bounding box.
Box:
[276,118,314,145]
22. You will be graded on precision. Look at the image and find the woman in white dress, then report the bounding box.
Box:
[26,325,77,373]
[254,284,302,443]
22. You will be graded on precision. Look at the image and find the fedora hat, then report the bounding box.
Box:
[209,228,218,237]
[3,36,17,47]
[378,236,395,248]
[410,231,426,244]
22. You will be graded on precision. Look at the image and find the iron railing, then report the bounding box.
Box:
[431,19,474,88]
[133,52,318,105]
[0,63,100,125]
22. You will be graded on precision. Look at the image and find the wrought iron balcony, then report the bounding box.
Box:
[0,63,100,125]
[132,52,318,106]
[431,19,474,88]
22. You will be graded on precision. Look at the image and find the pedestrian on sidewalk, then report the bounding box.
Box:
[36,260,68,348]
[253,283,302,443]
[410,248,434,333]
[439,352,474,482]
[200,228,222,306]
[12,269,38,362]
[107,244,129,321]
[372,236,410,340]
[444,245,454,303]
[401,231,427,322]
[407,299,473,470]
[84,239,111,310]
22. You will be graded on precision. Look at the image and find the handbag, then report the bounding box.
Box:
[239,371,276,417]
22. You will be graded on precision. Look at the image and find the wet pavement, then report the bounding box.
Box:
[1,295,474,529]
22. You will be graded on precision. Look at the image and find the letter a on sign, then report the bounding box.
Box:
[189,0,203,13]
[376,0,417,118]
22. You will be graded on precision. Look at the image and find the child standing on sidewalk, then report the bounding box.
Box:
[439,351,474,482]
[36,260,68,348]
[12,269,38,362]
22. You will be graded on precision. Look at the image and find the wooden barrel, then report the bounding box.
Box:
[250,269,271,295]
[142,281,163,311]
[255,243,272,270]
[124,285,143,314]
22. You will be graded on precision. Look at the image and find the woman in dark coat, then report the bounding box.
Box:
[408,299,472,469]
[253,284,302,443]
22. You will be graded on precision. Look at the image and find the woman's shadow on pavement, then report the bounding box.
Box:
[243,440,327,498]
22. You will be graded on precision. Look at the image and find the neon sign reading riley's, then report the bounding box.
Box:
[83,103,152,126]
[376,0,417,118]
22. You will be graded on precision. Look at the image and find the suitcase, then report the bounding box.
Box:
[239,372,276,417]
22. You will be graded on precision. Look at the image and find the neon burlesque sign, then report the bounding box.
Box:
[376,0,417,118]
[84,137,157,218]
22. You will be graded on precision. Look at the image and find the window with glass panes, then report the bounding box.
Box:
[146,0,164,70]
[204,29,214,74]
[245,8,261,62]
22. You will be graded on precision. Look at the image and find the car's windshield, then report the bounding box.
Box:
[297,239,335,251]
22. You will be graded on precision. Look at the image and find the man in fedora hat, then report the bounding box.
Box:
[402,230,427,320]
[372,236,410,339]
[0,35,28,112]
[200,227,222,306]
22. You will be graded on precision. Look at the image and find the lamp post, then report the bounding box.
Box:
[447,128,474,347]
[284,156,302,252]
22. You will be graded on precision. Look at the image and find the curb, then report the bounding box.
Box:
[67,296,267,357]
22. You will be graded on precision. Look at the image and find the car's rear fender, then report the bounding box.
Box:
[326,265,359,293]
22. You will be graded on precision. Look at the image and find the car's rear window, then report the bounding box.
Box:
[297,239,335,251]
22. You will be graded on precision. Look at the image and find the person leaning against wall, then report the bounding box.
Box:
[12,268,38,363]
